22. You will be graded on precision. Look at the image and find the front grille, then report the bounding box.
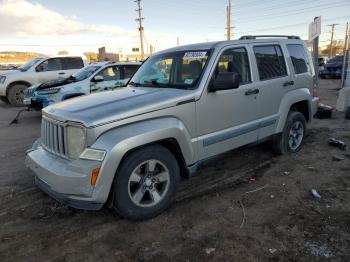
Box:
[41,117,67,158]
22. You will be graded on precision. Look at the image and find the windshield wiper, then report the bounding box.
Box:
[150,80,171,88]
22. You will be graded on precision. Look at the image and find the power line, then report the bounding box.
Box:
[234,1,350,23]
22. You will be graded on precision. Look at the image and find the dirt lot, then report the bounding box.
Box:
[0,79,349,262]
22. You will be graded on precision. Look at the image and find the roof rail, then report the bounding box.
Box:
[239,35,300,40]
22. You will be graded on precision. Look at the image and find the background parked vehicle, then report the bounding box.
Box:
[319,55,346,79]
[26,36,319,220]
[23,62,141,109]
[0,56,87,106]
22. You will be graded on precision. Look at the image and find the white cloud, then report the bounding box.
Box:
[0,0,136,37]
[0,0,179,54]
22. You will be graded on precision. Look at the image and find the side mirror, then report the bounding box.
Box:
[209,72,240,92]
[92,75,104,82]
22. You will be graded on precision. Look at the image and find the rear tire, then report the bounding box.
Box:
[273,111,306,155]
[7,84,28,107]
[113,145,180,220]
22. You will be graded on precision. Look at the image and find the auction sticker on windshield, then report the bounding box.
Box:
[183,51,207,59]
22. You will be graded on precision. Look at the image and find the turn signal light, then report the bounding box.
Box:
[91,168,100,186]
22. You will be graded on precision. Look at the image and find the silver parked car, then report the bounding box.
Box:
[26,35,319,220]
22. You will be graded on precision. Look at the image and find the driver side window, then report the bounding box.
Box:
[217,47,251,85]
[96,66,121,81]
[36,58,62,72]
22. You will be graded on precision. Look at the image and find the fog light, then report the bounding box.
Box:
[80,148,106,161]
[91,168,100,186]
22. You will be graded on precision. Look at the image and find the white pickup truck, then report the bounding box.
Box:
[0,56,87,106]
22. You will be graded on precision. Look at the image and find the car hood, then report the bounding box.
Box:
[36,77,78,90]
[43,87,194,127]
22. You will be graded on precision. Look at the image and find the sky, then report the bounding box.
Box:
[0,0,349,56]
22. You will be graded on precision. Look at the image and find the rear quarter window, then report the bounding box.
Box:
[287,44,309,74]
[253,45,287,80]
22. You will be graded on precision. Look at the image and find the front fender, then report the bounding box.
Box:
[89,117,194,203]
[276,88,312,133]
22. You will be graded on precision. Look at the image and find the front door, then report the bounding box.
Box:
[90,65,124,93]
[36,58,65,84]
[196,45,260,160]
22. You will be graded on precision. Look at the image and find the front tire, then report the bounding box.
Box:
[273,111,306,155]
[113,145,180,220]
[7,84,28,106]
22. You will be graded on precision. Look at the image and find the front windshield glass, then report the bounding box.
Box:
[130,49,211,89]
[72,65,101,81]
[19,58,43,72]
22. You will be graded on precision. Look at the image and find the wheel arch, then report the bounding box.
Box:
[89,117,194,204]
[276,88,312,133]
[6,81,32,96]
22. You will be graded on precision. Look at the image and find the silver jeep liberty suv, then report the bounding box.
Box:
[26,35,319,220]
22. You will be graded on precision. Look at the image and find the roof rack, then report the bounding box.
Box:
[239,35,300,40]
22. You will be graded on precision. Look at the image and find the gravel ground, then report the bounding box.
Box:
[0,79,349,262]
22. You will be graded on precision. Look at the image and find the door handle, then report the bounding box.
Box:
[58,72,66,75]
[245,89,259,96]
[283,80,294,87]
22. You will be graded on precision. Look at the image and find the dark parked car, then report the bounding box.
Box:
[319,56,344,78]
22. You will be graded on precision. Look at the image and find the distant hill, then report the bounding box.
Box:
[0,51,46,63]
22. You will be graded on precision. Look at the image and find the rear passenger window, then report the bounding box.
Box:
[62,57,84,70]
[217,47,251,85]
[253,45,287,80]
[122,65,139,78]
[287,44,309,74]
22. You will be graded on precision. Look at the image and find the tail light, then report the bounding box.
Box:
[312,76,318,97]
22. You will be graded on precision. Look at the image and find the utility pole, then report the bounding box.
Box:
[135,0,145,60]
[226,0,233,40]
[177,37,179,46]
[340,22,349,88]
[328,23,339,57]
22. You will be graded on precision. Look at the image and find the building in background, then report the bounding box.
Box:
[98,46,152,62]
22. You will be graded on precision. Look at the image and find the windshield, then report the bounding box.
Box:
[19,58,44,72]
[72,65,101,81]
[130,49,211,89]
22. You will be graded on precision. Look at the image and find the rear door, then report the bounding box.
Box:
[250,43,293,139]
[61,57,85,77]
[286,44,313,94]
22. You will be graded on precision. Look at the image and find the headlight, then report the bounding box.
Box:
[0,76,6,84]
[80,148,106,161]
[66,125,86,159]
[37,87,61,95]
